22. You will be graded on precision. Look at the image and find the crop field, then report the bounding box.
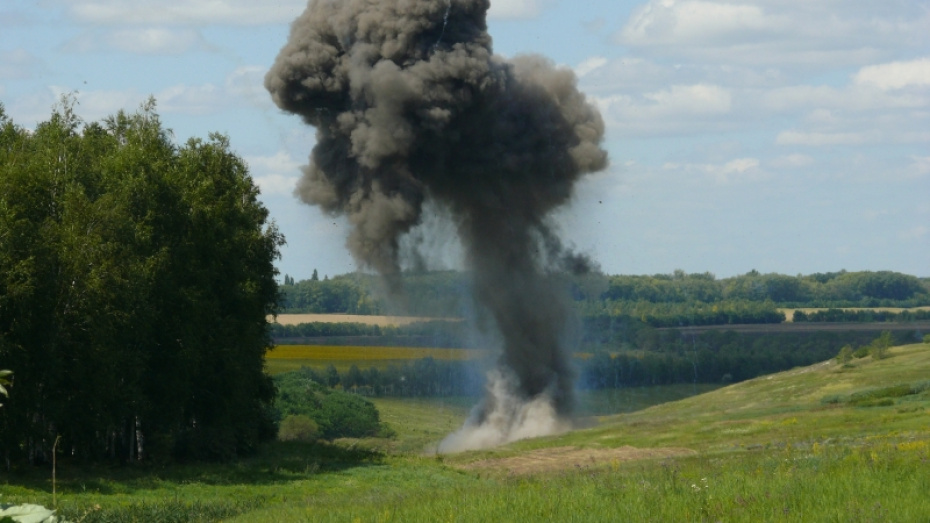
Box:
[779,306,930,322]
[5,343,930,521]
[264,344,492,374]
[269,313,457,326]
[264,344,593,374]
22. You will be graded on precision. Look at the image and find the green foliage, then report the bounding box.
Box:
[280,358,485,398]
[869,331,894,360]
[2,344,929,521]
[271,320,467,348]
[835,345,854,364]
[278,415,320,442]
[278,270,468,316]
[0,369,10,407]
[0,98,282,464]
[794,308,930,323]
[579,330,873,388]
[924,334,930,345]
[274,370,384,439]
[852,346,870,358]
[824,381,927,407]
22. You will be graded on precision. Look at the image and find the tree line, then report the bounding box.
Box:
[0,100,282,464]
[285,329,920,399]
[277,269,930,323]
[271,320,467,348]
[793,308,930,323]
[286,358,486,398]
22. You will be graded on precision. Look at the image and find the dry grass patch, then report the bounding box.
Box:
[269,314,458,326]
[457,445,695,475]
[779,306,930,322]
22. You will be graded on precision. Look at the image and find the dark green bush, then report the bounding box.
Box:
[274,371,385,439]
[278,415,320,442]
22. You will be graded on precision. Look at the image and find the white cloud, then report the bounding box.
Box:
[488,0,553,20]
[594,83,732,136]
[246,150,301,176]
[254,173,300,197]
[770,153,814,168]
[63,0,305,26]
[645,84,731,114]
[615,0,930,67]
[775,131,869,147]
[855,57,930,91]
[156,83,224,115]
[246,151,302,197]
[63,28,203,54]
[663,157,766,184]
[225,66,272,107]
[110,28,202,54]
[575,57,608,78]
[620,1,778,47]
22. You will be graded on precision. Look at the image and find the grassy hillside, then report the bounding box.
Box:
[3,344,928,521]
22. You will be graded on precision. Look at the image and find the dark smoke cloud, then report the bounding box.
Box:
[267,0,608,449]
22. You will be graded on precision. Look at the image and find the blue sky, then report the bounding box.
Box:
[2,0,928,280]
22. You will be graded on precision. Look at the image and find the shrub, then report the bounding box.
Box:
[835,345,854,364]
[274,371,385,440]
[924,334,930,345]
[279,415,320,442]
[869,331,894,360]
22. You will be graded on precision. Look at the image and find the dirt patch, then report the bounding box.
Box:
[270,314,458,326]
[457,445,695,475]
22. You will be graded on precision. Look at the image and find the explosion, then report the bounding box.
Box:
[266,0,608,451]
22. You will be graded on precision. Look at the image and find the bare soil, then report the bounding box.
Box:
[457,445,695,476]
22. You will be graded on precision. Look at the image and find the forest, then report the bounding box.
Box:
[0,100,283,464]
[278,268,930,323]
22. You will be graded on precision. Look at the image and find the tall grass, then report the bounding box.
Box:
[4,344,929,521]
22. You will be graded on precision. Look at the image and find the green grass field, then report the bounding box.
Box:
[3,344,929,521]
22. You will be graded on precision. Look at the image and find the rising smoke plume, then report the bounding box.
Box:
[267,0,608,451]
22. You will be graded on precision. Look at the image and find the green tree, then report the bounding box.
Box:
[835,345,854,365]
[870,331,894,361]
[0,370,10,408]
[0,98,283,464]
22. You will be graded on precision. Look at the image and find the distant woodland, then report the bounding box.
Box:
[278,268,930,323]
[275,270,930,396]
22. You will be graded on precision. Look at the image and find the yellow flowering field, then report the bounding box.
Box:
[265,345,491,374]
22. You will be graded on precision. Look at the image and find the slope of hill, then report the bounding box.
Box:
[452,342,930,467]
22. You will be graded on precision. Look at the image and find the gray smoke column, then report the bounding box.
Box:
[267,0,608,451]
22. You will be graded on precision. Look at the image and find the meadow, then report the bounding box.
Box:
[2,343,929,521]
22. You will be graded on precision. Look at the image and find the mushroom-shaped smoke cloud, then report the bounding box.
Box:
[267,0,608,451]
